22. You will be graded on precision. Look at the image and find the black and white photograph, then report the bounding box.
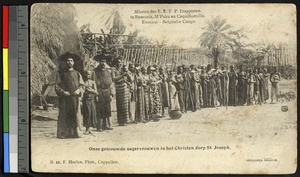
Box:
[30,3,297,174]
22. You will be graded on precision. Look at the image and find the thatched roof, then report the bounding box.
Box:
[30,4,84,95]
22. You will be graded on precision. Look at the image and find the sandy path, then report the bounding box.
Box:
[31,79,297,173]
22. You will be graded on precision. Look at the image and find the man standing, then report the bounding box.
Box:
[55,57,85,138]
[94,54,114,131]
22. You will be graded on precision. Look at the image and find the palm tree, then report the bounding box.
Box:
[199,16,244,68]
[90,6,127,35]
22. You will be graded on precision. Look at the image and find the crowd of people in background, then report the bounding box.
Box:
[54,54,282,139]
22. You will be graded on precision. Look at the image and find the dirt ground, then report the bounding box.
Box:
[31,79,297,174]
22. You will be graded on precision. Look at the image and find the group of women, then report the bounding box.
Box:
[112,60,281,126]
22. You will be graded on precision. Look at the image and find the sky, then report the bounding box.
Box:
[73,4,296,48]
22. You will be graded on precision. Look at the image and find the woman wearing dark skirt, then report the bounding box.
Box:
[208,71,218,107]
[254,68,262,104]
[228,65,238,106]
[262,68,270,102]
[200,69,209,108]
[135,67,147,123]
[82,71,98,134]
[141,67,150,121]
[158,67,170,117]
[237,68,247,106]
[258,68,265,104]
[214,71,222,106]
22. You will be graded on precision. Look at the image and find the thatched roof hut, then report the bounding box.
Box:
[30,4,84,96]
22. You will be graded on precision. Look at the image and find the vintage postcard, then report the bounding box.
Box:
[30,3,297,174]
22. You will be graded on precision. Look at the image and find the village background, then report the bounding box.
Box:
[30,4,297,173]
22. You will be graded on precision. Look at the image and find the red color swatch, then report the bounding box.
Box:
[3,6,9,48]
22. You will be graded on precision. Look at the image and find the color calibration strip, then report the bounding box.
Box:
[2,5,29,173]
[3,5,10,173]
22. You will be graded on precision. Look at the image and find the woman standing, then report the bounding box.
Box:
[135,66,147,123]
[220,66,229,106]
[262,68,270,103]
[200,69,209,108]
[247,68,256,105]
[174,66,186,113]
[237,67,247,106]
[112,57,131,126]
[141,66,150,121]
[159,67,170,117]
[228,65,237,106]
[190,69,200,111]
[149,67,162,120]
[208,70,218,107]
[254,68,261,104]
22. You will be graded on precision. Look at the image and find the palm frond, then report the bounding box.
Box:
[219,24,232,32]
[218,18,227,30]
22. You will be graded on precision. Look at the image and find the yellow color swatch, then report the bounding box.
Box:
[3,48,8,90]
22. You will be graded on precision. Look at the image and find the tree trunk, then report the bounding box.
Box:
[213,54,218,69]
[212,47,219,69]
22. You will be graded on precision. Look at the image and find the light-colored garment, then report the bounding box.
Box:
[247,75,256,105]
[271,83,279,102]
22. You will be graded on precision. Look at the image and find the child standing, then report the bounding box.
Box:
[82,70,98,134]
